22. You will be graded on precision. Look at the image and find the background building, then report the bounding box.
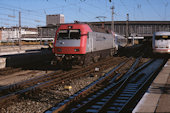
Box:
[38,21,170,42]
[0,27,37,42]
[46,14,64,26]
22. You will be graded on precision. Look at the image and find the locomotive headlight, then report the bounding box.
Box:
[57,48,62,52]
[74,49,80,52]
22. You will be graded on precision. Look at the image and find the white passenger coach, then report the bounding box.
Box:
[152,31,170,53]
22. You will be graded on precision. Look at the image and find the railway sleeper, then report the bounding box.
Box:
[108,107,120,111]
[115,99,127,103]
[122,90,136,94]
[96,101,105,105]
[86,109,99,113]
[117,96,129,100]
[119,93,131,97]
[91,105,101,109]
[111,102,124,107]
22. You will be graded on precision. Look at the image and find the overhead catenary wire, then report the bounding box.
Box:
[133,0,144,20]
[80,1,113,20]
[0,3,46,17]
[0,0,99,25]
[0,6,45,18]
[0,13,44,27]
[161,0,168,20]
[119,0,130,13]
[0,12,45,24]
[0,0,169,27]
[0,15,45,27]
[62,2,103,22]
[0,6,45,27]
[146,0,162,19]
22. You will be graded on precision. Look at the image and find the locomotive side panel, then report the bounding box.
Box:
[87,32,116,53]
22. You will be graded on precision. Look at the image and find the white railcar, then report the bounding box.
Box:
[152,31,170,53]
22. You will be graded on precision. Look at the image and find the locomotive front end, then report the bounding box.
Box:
[52,24,92,67]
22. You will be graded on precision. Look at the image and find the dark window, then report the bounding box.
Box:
[155,35,170,40]
[70,30,80,39]
[58,30,69,40]
[58,29,80,40]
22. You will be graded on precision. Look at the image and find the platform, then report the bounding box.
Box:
[133,59,170,113]
[0,45,48,56]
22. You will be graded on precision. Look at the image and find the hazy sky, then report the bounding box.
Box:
[0,0,169,27]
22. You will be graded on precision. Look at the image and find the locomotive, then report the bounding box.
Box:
[52,23,118,68]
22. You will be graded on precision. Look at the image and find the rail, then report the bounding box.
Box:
[0,57,126,108]
[45,58,166,113]
[45,56,142,113]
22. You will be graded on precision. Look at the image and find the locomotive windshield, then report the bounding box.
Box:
[58,29,80,40]
[155,35,170,40]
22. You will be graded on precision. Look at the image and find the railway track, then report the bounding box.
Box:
[0,67,22,75]
[45,58,166,113]
[0,43,155,112]
[0,56,127,108]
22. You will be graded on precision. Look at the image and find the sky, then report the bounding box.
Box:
[0,0,169,28]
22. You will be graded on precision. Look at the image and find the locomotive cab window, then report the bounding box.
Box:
[58,29,80,40]
[70,30,80,39]
[58,30,68,40]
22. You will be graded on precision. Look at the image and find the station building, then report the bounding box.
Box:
[0,27,37,42]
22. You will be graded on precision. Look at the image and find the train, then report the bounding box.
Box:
[152,31,170,54]
[52,23,126,68]
[115,33,127,47]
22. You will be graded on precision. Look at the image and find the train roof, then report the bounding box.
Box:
[155,31,170,36]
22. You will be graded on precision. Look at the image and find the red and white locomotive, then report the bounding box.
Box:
[52,23,118,68]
